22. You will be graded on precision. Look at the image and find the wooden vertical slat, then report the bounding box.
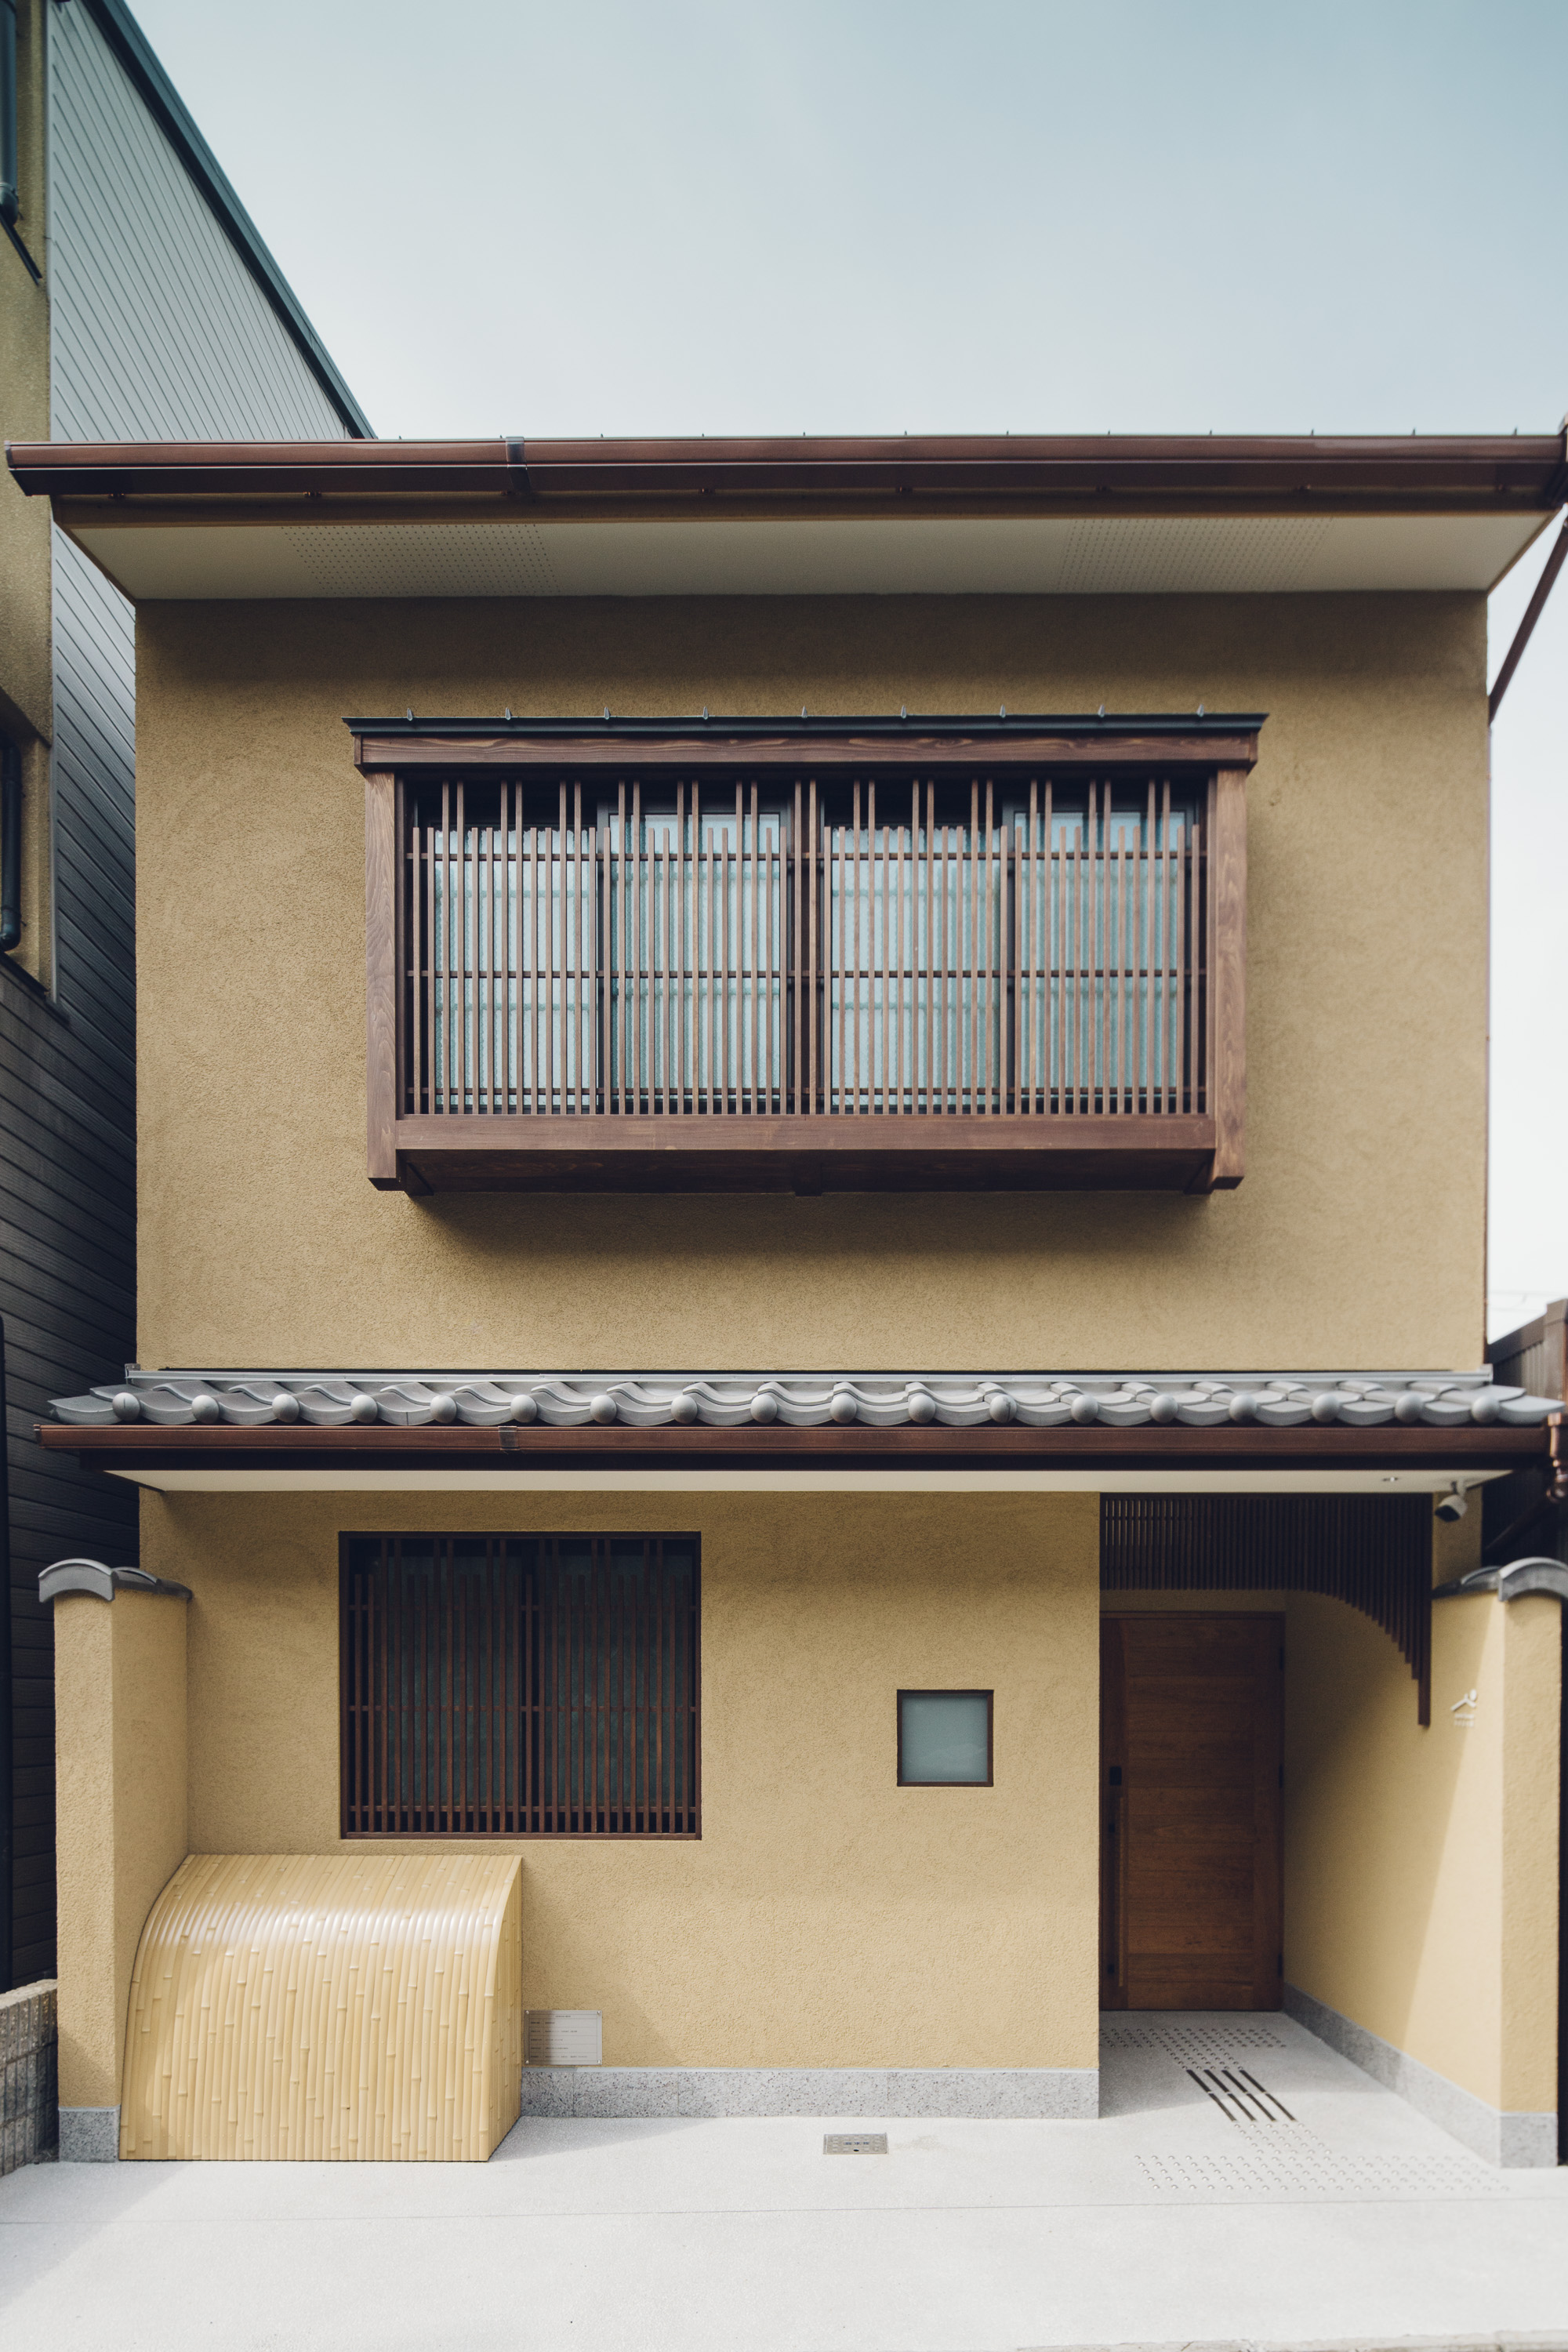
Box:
[365,771,400,1184]
[1202,764,1248,1188]
[789,783,800,1115]
[1172,793,1186,1119]
[847,784,858,1116]
[629,782,641,1116]
[405,789,422,1117]
[1116,804,1129,1114]
[1189,804,1203,1122]
[380,1541,393,1832]
[671,807,680,1116]
[1051,792,1064,1112]
[478,797,492,1113]
[1022,783,1036,1114]
[895,789,909,1114]
[1066,797,1080,1112]
[873,789,885,1115]
[1047,783,1056,1112]
[1063,802,1076,1112]
[599,800,611,1120]
[747,785,759,1113]
[939,810,951,1114]
[424,804,438,1117]
[455,784,467,1117]
[483,793,495,1115]
[1157,782,1170,1113]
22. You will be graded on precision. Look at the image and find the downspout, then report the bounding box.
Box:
[0,737,19,955]
[0,734,19,955]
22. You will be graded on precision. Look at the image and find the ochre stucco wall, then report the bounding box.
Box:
[122,1487,1100,2080]
[54,1591,188,2109]
[132,590,1488,1371]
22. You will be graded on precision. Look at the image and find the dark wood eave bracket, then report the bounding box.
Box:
[8,430,1567,524]
[38,1422,1549,1477]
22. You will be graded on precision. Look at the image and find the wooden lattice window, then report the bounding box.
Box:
[360,718,1254,1196]
[340,1533,700,1836]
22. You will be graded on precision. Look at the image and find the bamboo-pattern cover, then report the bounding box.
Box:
[119,1852,522,2161]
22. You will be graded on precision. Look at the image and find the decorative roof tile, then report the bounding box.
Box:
[48,1370,1563,1434]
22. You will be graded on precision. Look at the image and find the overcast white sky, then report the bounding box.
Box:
[132,0,1568,1345]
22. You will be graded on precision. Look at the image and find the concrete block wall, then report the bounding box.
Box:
[0,1980,58,2172]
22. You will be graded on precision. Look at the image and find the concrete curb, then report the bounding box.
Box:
[517,2064,1099,2118]
[1023,2338,1568,2351]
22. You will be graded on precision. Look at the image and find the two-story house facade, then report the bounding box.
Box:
[9,430,1566,2169]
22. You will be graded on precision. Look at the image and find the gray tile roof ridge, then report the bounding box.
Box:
[46,1367,1563,1432]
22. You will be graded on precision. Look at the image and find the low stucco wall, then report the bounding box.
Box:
[1283,1575,1559,2124]
[54,1589,187,2111]
[114,1487,1100,2083]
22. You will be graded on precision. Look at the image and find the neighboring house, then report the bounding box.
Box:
[6,427,1566,2169]
[0,0,366,1996]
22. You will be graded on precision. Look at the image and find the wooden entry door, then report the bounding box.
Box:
[1101,1613,1283,2010]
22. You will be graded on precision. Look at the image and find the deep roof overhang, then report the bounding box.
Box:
[8,431,1565,601]
[39,1420,1551,1497]
[9,430,1567,504]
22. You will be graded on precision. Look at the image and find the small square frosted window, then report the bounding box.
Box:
[898,1690,993,1786]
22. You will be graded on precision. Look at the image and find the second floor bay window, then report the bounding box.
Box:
[361,714,1254,1196]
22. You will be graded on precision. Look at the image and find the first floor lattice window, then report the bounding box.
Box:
[340,1533,699,1836]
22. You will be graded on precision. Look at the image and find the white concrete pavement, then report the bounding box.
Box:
[0,2013,1563,2352]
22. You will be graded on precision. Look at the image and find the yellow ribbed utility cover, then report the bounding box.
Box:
[119,1852,523,2161]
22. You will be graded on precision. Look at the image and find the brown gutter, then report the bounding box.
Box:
[38,1421,1549,1476]
[7,431,1566,512]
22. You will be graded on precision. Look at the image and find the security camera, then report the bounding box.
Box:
[1435,1483,1469,1524]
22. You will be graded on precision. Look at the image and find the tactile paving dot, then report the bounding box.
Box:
[1102,2022,1288,2060]
[1137,2124,1504,2199]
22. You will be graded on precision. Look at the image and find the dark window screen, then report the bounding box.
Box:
[341,1534,699,1836]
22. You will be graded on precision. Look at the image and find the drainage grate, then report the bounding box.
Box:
[1101,2022,1288,2060]
[1138,2126,1504,2199]
[823,2132,887,2155]
[1185,2064,1295,2123]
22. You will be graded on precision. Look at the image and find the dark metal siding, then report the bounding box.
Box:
[0,957,136,1982]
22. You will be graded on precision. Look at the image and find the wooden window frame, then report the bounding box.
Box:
[897,1687,995,1788]
[338,1530,702,1839]
[361,720,1252,1197]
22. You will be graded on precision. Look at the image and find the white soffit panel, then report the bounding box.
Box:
[94,1468,1504,1496]
[72,509,1551,601]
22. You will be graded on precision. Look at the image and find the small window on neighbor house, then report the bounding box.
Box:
[898,1690,993,1786]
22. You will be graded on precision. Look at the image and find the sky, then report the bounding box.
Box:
[132,0,1568,1345]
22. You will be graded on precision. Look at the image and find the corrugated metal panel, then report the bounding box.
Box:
[48,2,350,441]
[0,963,136,1983]
[6,2,359,1984]
[120,1854,524,2161]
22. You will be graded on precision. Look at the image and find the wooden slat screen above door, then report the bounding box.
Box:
[1099,1494,1432,1724]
